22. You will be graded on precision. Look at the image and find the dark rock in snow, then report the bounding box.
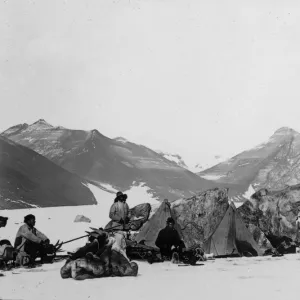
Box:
[74,215,91,223]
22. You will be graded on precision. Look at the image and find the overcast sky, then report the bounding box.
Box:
[1,0,300,167]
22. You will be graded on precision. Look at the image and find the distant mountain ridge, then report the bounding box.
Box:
[191,154,230,173]
[5,120,296,206]
[197,127,300,201]
[155,151,188,169]
[1,119,222,202]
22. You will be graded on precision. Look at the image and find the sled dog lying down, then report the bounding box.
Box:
[60,246,138,280]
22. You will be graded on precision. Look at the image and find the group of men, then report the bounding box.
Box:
[108,191,186,260]
[0,191,187,269]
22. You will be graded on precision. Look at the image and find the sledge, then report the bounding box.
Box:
[90,218,145,233]
[12,268,48,274]
[126,241,163,264]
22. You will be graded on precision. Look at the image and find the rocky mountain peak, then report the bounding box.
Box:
[273,127,299,136]
[90,129,104,139]
[156,151,188,169]
[1,123,29,137]
[32,119,53,128]
[114,137,129,144]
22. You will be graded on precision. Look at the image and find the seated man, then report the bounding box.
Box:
[14,214,52,266]
[155,217,186,260]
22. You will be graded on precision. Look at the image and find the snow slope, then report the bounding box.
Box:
[192,154,231,173]
[123,182,161,206]
[156,151,188,169]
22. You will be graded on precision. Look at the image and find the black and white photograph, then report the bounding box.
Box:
[1,0,300,299]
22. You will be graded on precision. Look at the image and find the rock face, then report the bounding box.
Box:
[171,188,229,248]
[237,184,300,245]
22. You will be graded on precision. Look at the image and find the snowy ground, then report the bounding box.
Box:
[1,254,300,300]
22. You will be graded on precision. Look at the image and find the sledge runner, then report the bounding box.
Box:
[155,217,186,261]
[14,214,55,267]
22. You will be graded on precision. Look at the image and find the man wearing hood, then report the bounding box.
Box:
[108,192,131,230]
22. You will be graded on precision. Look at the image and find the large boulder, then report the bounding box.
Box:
[171,188,229,248]
[74,215,91,223]
[237,184,300,249]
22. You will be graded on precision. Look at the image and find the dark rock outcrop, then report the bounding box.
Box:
[171,188,229,248]
[238,184,300,251]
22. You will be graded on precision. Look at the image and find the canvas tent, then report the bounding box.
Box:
[135,200,264,257]
[203,203,264,257]
[135,199,183,248]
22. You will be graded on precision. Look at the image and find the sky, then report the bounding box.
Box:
[1,0,300,168]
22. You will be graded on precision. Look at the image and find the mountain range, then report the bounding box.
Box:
[1,119,221,207]
[2,120,300,209]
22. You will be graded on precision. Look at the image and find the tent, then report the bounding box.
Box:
[203,203,264,257]
[135,199,183,248]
